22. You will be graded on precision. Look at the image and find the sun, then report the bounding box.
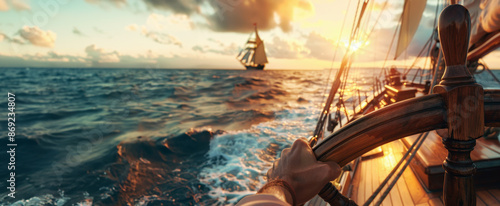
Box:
[342,39,370,52]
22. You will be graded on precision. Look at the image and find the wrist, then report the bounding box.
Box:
[258,179,296,206]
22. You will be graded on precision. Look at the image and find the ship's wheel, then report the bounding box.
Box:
[312,5,500,206]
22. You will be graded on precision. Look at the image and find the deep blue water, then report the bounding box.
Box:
[0,67,498,205]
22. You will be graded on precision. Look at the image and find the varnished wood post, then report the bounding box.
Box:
[434,5,484,206]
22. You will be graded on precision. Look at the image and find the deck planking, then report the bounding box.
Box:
[347,140,500,206]
[487,187,500,202]
[400,161,431,205]
[477,190,499,205]
[401,131,500,191]
[376,157,393,206]
[385,149,403,206]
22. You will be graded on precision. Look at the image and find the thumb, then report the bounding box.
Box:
[320,161,342,181]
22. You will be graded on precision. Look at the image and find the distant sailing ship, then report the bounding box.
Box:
[236,24,268,70]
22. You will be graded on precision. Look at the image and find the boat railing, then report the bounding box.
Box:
[408,66,427,84]
[328,76,385,134]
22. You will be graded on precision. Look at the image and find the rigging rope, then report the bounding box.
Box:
[363,132,428,206]
[403,35,433,78]
[361,0,375,36]
[347,0,362,46]
[320,0,353,116]
[378,4,407,80]
[352,0,371,40]
[365,0,389,41]
[374,131,429,206]
[430,50,443,90]
[425,0,442,82]
[479,60,500,85]
[379,20,401,79]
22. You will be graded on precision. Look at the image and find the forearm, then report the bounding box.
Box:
[236,193,290,206]
[236,180,296,206]
[258,185,294,205]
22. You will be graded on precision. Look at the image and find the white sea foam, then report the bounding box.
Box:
[198,103,322,205]
[5,193,69,206]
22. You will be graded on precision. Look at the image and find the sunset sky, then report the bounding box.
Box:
[0,0,499,69]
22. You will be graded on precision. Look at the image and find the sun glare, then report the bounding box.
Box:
[342,39,369,52]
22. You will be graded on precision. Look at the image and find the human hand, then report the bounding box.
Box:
[265,137,341,205]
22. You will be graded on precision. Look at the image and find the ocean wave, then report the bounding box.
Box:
[98,128,222,205]
[21,108,103,122]
[228,87,289,105]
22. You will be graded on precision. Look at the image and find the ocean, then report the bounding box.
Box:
[0,67,498,205]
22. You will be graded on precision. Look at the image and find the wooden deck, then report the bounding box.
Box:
[401,131,500,191]
[347,140,500,206]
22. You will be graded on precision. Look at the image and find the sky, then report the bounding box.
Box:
[0,0,498,70]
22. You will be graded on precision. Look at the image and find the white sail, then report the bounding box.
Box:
[241,50,252,63]
[254,42,268,64]
[255,26,262,43]
[394,0,427,60]
[237,49,244,59]
[464,0,500,60]
[465,0,500,45]
[250,52,255,64]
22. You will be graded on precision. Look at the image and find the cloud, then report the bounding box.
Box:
[73,27,85,36]
[0,53,89,68]
[192,45,204,52]
[0,44,203,68]
[266,36,306,59]
[88,0,312,33]
[85,0,126,7]
[0,33,6,42]
[94,27,104,34]
[0,0,8,11]
[0,32,23,45]
[18,26,56,47]
[139,0,312,33]
[262,32,339,60]
[126,24,138,31]
[28,51,86,62]
[192,39,238,55]
[305,32,335,60]
[206,0,313,33]
[85,44,120,64]
[0,0,30,11]
[142,0,202,14]
[141,28,183,47]
[146,13,193,30]
[126,13,189,47]
[10,0,29,10]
